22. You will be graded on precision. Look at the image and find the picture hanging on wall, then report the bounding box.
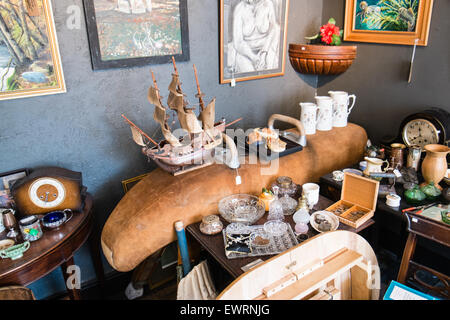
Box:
[344,0,434,46]
[0,0,65,101]
[0,168,29,209]
[83,0,190,70]
[219,0,290,84]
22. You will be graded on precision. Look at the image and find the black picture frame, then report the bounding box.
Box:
[83,0,190,70]
[0,168,30,209]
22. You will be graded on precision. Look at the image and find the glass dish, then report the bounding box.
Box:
[219,194,265,225]
[263,220,288,237]
[199,215,223,235]
[249,230,272,248]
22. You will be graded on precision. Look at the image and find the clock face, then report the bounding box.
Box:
[402,119,440,148]
[28,178,66,209]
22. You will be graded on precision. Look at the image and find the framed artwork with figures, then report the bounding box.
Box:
[344,0,434,46]
[219,0,290,84]
[83,0,190,70]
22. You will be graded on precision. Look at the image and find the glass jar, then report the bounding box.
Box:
[279,194,298,216]
[271,176,299,198]
[19,216,43,242]
[267,186,284,221]
[199,215,223,235]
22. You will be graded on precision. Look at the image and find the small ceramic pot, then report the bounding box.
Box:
[386,194,401,208]
[332,170,344,182]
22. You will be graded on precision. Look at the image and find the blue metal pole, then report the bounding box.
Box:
[175,221,191,277]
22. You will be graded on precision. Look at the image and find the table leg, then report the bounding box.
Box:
[89,231,106,298]
[397,233,417,284]
[61,257,81,300]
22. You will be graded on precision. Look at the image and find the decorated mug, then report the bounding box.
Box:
[328,91,356,128]
[300,102,318,135]
[315,96,333,131]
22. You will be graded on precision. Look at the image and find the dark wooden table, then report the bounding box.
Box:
[397,210,450,298]
[186,195,374,279]
[0,194,104,300]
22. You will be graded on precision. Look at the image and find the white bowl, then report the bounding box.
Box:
[310,211,339,233]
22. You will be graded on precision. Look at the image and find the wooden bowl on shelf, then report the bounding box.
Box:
[288,44,357,75]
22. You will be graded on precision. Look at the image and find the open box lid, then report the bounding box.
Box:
[341,172,380,212]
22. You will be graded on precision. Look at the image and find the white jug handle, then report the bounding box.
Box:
[348,95,356,115]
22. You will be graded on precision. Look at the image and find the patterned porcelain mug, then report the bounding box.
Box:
[328,91,356,128]
[300,102,318,135]
[315,96,334,131]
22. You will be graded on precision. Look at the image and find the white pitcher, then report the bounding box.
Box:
[328,91,356,128]
[300,102,318,135]
[315,96,333,131]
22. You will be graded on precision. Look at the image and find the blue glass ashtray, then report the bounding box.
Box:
[41,210,72,229]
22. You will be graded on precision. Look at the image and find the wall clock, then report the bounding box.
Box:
[382,108,449,149]
[11,167,83,215]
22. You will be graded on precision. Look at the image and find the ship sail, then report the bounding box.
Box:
[153,104,182,147]
[200,98,216,130]
[168,75,203,134]
[130,126,147,147]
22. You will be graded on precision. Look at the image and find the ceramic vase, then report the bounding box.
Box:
[421,144,450,189]
[300,102,318,135]
[315,96,333,131]
[328,91,356,128]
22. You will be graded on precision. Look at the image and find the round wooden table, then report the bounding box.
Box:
[0,194,103,300]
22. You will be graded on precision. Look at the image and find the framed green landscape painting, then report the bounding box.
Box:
[344,0,434,46]
[0,0,65,101]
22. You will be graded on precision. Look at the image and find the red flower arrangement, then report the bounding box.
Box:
[306,18,343,46]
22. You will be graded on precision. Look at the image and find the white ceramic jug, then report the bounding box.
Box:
[315,96,333,131]
[328,91,356,128]
[300,102,318,135]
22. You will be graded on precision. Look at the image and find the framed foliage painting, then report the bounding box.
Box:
[220,0,290,84]
[83,0,190,70]
[0,0,65,101]
[344,0,434,46]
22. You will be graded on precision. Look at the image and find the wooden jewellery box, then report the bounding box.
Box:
[325,172,379,228]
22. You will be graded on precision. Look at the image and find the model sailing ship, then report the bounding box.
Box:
[123,58,238,175]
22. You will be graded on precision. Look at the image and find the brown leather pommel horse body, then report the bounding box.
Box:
[101,124,368,272]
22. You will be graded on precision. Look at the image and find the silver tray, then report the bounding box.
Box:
[222,223,298,259]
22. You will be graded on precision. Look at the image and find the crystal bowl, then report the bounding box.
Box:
[263,220,288,237]
[218,194,265,225]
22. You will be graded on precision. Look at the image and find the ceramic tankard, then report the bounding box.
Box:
[328,91,356,128]
[300,102,318,135]
[315,96,333,131]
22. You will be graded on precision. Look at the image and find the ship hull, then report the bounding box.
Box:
[144,121,226,167]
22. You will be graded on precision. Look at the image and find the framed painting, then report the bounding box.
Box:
[220,0,290,84]
[83,0,190,70]
[0,168,29,209]
[344,0,434,46]
[0,0,65,101]
[121,173,148,194]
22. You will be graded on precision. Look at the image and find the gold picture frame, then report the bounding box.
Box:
[121,174,149,194]
[0,0,66,101]
[344,0,434,46]
[219,0,290,84]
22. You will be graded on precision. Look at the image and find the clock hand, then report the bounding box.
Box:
[44,192,50,202]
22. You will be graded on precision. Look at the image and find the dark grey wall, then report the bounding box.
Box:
[319,0,450,144]
[0,0,323,298]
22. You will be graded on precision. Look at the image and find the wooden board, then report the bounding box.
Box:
[217,230,379,300]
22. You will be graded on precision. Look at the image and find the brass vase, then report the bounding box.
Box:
[421,144,450,189]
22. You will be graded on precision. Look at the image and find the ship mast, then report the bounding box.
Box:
[193,64,205,112]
